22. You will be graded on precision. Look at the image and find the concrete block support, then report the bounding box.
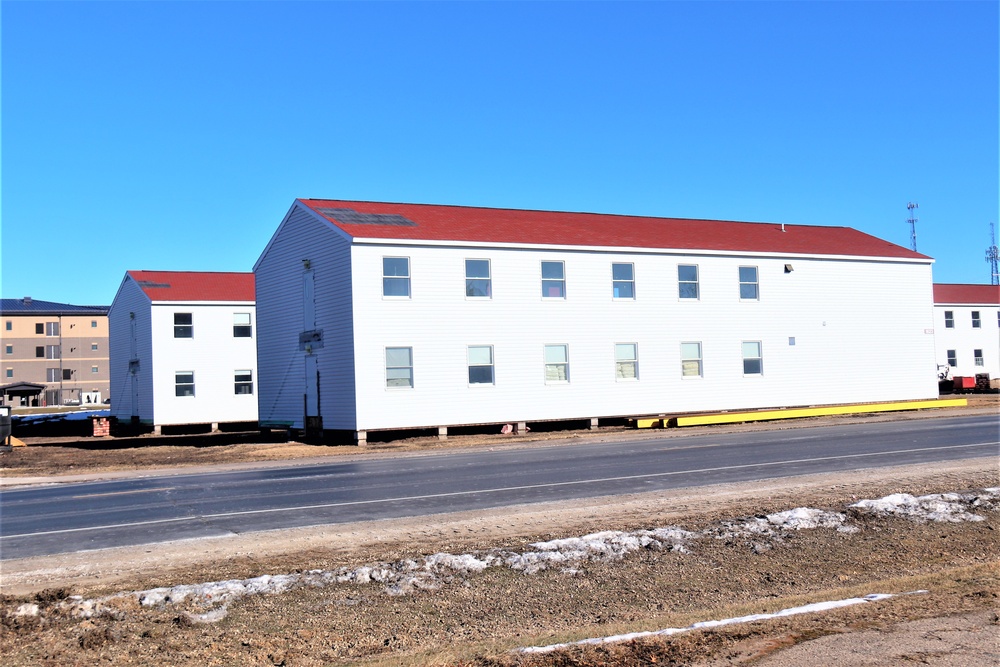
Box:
[355,430,367,446]
[437,426,448,440]
[211,422,219,433]
[515,422,528,435]
[589,418,599,430]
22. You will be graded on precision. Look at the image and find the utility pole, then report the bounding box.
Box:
[906,202,919,252]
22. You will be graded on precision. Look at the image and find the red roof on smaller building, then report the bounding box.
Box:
[933,283,1000,305]
[128,271,255,302]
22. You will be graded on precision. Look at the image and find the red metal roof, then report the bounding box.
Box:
[128,271,255,302]
[933,283,1000,305]
[298,199,929,260]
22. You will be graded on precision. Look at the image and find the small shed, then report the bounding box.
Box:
[0,382,45,407]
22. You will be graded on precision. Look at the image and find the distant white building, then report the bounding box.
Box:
[933,284,1000,379]
[109,271,257,433]
[254,199,939,443]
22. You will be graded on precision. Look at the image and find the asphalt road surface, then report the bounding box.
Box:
[1,414,996,560]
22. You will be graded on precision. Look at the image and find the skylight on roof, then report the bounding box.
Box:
[316,207,418,227]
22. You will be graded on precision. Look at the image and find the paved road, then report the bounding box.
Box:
[1,414,996,560]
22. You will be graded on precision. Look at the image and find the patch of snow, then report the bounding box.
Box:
[850,488,999,523]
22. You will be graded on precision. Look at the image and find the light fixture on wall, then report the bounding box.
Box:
[784,264,794,273]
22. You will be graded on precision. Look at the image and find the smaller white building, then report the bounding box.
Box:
[933,284,1000,379]
[109,271,257,432]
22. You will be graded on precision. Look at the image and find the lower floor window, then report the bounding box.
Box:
[46,368,60,382]
[468,345,495,385]
[742,341,763,375]
[235,370,253,394]
[974,349,984,366]
[544,344,569,382]
[615,343,638,380]
[680,342,703,377]
[175,371,195,397]
[947,350,957,367]
[386,347,414,388]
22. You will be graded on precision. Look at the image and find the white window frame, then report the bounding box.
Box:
[467,345,495,385]
[91,343,99,351]
[4,345,11,355]
[947,350,957,367]
[544,344,569,383]
[680,342,703,378]
[45,321,59,337]
[45,345,60,359]
[612,263,635,299]
[944,310,954,328]
[678,265,699,300]
[382,257,411,298]
[45,368,60,382]
[974,349,984,367]
[465,259,492,299]
[235,370,254,395]
[614,343,638,380]
[174,313,193,338]
[971,311,981,328]
[233,313,253,338]
[742,341,763,375]
[175,371,195,397]
[91,366,99,374]
[541,261,566,299]
[385,347,414,388]
[738,266,759,300]
[5,368,12,378]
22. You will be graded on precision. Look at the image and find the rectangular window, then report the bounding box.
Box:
[4,321,11,331]
[91,366,99,374]
[465,259,491,298]
[46,368,60,382]
[742,341,763,375]
[739,266,759,300]
[678,265,699,299]
[35,346,44,358]
[541,261,566,298]
[174,313,193,338]
[5,369,11,379]
[468,345,495,384]
[63,369,72,380]
[947,350,957,367]
[385,347,413,388]
[680,342,703,377]
[91,343,98,351]
[233,313,252,337]
[383,257,411,297]
[175,372,195,397]
[944,311,954,328]
[235,370,253,394]
[91,320,97,328]
[46,345,60,359]
[612,263,635,299]
[35,323,43,334]
[4,345,11,355]
[45,322,59,336]
[544,344,569,382]
[974,350,984,367]
[614,343,638,380]
[972,311,981,328]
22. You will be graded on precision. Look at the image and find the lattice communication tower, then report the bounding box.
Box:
[906,202,919,252]
[987,222,999,286]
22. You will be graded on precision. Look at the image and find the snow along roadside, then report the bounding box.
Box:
[10,487,997,624]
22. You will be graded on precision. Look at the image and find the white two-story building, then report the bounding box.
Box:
[109,271,257,433]
[254,199,939,443]
[933,283,1000,379]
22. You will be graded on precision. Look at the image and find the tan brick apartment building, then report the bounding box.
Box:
[1,297,110,407]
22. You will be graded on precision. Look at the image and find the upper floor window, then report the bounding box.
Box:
[235,370,254,394]
[91,366,99,374]
[468,345,495,384]
[972,311,981,328]
[383,257,410,297]
[385,347,414,388]
[91,320,97,328]
[742,341,763,375]
[35,346,44,358]
[63,369,72,380]
[465,259,491,298]
[944,311,954,328]
[47,322,59,336]
[4,369,11,378]
[739,266,759,300]
[544,344,569,382]
[91,343,98,351]
[947,349,957,366]
[4,345,11,355]
[541,261,566,298]
[678,265,699,299]
[974,349,984,366]
[233,313,252,337]
[174,313,193,338]
[46,368,60,382]
[45,345,60,359]
[614,343,638,380]
[35,323,43,334]
[612,263,635,299]
[4,321,11,331]
[681,342,703,377]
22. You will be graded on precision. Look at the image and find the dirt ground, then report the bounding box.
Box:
[1,398,998,666]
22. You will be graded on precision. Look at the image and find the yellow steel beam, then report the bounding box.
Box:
[673,398,968,427]
[631,418,661,429]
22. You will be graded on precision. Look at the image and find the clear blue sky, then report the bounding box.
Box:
[2,1,997,306]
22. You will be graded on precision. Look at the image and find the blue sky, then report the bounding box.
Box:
[2,1,997,306]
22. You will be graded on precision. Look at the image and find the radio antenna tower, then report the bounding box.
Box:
[987,222,999,286]
[906,202,919,251]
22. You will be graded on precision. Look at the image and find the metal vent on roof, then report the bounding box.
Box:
[137,281,172,289]
[316,207,418,227]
